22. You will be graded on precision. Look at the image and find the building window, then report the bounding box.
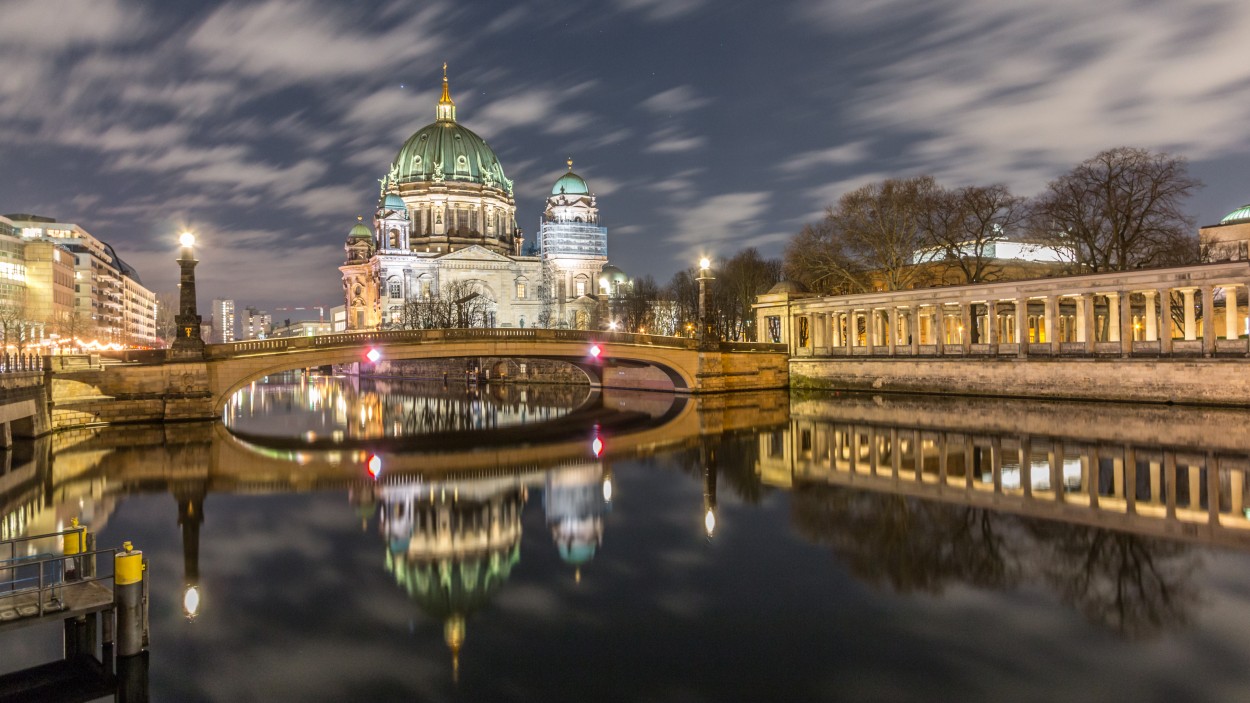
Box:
[516,281,527,299]
[575,278,587,297]
[389,281,401,298]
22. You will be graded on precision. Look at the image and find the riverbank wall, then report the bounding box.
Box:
[790,357,1250,405]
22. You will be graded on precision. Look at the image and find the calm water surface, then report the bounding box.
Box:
[4,373,1250,702]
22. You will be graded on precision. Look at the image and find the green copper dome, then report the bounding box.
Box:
[348,221,372,239]
[391,121,511,192]
[552,171,589,196]
[382,193,406,212]
[1221,203,1250,225]
[552,158,590,195]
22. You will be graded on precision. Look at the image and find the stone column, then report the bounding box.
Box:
[1020,436,1033,498]
[1119,291,1133,357]
[1144,290,1158,342]
[813,312,826,353]
[934,306,945,355]
[1160,289,1174,355]
[1106,292,1121,342]
[1182,288,1197,340]
[909,306,920,355]
[1081,293,1095,354]
[887,307,898,356]
[1226,285,1239,342]
[866,309,878,352]
[1015,298,1028,358]
[1202,285,1215,356]
[959,302,972,354]
[846,311,855,355]
[986,299,998,354]
[1043,296,1057,353]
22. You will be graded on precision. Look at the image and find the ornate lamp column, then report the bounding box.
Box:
[171,232,206,359]
[697,257,715,345]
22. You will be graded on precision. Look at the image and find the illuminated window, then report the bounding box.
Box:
[389,281,401,298]
[516,281,527,299]
[575,278,587,297]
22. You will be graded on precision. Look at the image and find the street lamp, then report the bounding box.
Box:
[697,257,715,343]
[170,231,205,359]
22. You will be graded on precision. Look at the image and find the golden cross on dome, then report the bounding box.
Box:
[567,157,574,171]
[442,62,447,81]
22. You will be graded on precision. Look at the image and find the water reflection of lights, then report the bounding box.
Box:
[704,508,716,538]
[184,585,201,620]
[368,454,383,479]
[602,478,613,502]
[591,436,604,458]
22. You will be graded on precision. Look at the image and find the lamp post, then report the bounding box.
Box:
[170,232,206,359]
[697,257,714,344]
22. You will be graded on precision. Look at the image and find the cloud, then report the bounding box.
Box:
[666,191,772,260]
[645,126,707,153]
[615,0,706,21]
[779,140,873,173]
[646,168,705,201]
[641,86,711,114]
[186,0,444,84]
[0,0,140,49]
[800,0,1250,193]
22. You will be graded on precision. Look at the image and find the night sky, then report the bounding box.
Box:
[3,0,1250,313]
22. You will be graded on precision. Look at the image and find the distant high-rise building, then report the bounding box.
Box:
[243,306,272,339]
[212,299,235,343]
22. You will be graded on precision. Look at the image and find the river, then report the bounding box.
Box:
[3,372,1250,702]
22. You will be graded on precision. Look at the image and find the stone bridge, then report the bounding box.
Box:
[48,329,788,430]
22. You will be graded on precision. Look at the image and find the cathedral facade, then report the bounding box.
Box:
[340,68,609,331]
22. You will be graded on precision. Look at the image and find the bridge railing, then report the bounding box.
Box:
[206,328,786,359]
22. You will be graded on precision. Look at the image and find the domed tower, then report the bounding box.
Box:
[539,158,610,328]
[340,218,380,330]
[376,192,411,252]
[382,64,522,257]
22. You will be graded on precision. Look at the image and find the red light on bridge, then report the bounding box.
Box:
[365,348,381,363]
[367,454,382,479]
[589,344,601,359]
[592,436,604,457]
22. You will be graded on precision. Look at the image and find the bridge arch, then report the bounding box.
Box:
[207,330,700,413]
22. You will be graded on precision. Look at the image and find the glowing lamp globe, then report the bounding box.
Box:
[589,344,601,359]
[365,348,382,363]
[179,232,196,248]
[592,436,604,457]
[367,454,383,479]
[699,257,711,270]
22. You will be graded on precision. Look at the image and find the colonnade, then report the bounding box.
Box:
[756,419,1250,547]
[757,262,1250,358]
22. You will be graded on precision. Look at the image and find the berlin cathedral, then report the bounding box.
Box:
[340,66,612,331]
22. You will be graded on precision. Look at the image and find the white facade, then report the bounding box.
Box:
[341,74,608,331]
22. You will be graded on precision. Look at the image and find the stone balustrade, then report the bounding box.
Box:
[755,261,1250,359]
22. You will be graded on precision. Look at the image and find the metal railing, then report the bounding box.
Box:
[0,528,117,622]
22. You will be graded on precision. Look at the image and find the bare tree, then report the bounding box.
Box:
[156,290,178,345]
[618,274,660,333]
[921,184,1028,284]
[785,176,939,293]
[1031,147,1200,272]
[711,248,782,341]
[536,264,555,329]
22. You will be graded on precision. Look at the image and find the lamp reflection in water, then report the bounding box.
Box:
[702,443,718,539]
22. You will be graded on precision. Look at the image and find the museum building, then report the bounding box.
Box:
[340,67,609,330]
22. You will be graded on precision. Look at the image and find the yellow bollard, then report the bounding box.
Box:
[64,517,88,581]
[115,541,147,657]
